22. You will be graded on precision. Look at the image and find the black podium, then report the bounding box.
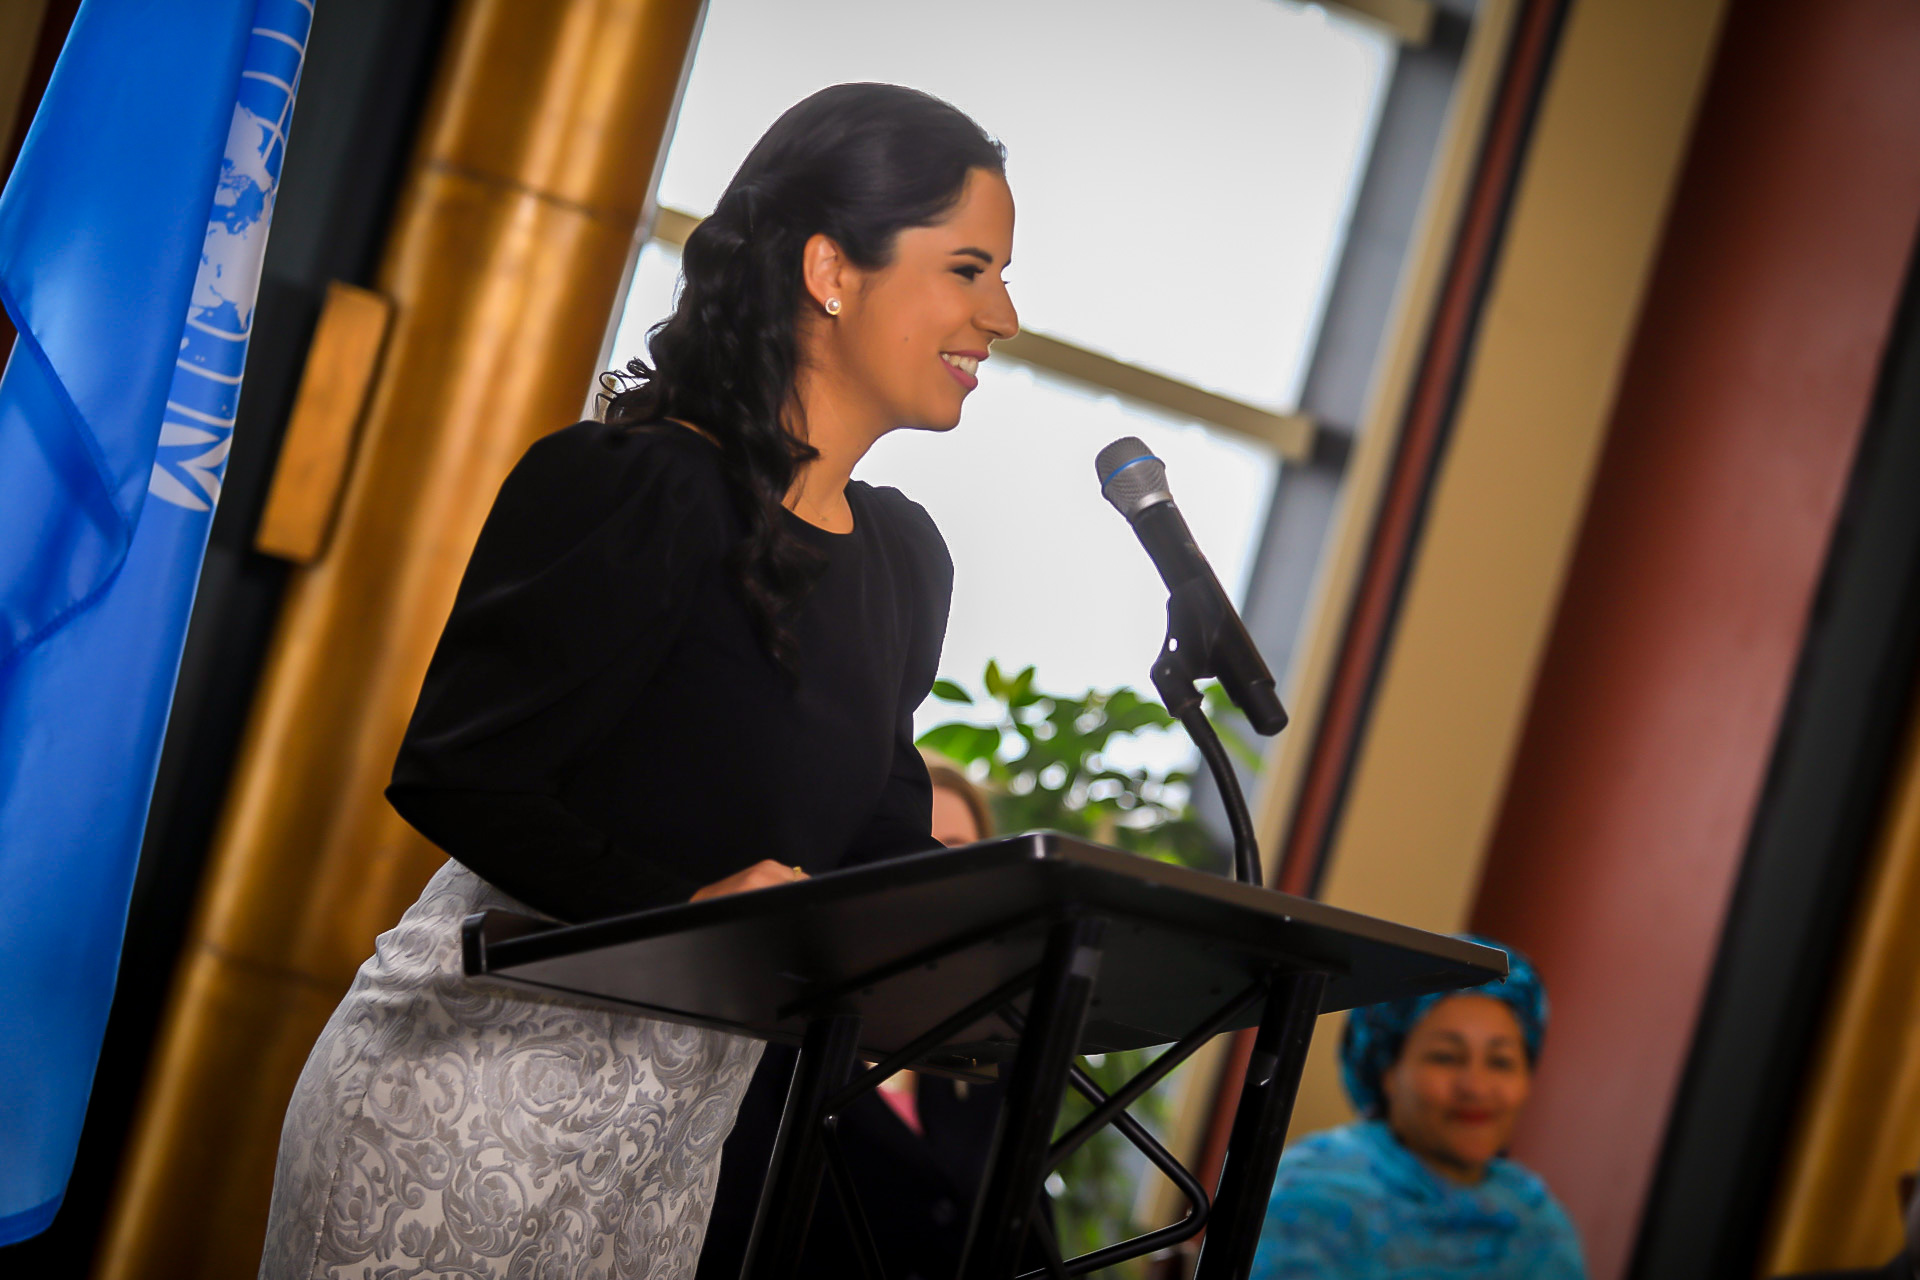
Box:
[463,833,1504,1279]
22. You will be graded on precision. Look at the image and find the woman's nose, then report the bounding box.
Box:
[980,288,1019,341]
[1455,1067,1496,1100]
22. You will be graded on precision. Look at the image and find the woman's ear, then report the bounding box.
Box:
[801,232,852,315]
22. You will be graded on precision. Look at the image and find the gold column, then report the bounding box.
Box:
[95,1,704,1274]
[1763,698,1920,1272]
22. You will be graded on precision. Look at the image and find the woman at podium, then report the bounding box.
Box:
[256,83,1016,1280]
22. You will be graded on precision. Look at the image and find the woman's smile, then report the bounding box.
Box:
[1445,1106,1499,1125]
[940,350,985,390]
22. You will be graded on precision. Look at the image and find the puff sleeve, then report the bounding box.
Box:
[386,421,730,920]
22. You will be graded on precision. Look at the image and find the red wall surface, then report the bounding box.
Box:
[1468,1,1920,1277]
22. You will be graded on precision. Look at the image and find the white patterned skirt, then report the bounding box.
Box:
[259,860,763,1280]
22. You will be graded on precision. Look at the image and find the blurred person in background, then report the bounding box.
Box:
[699,755,1032,1278]
[1253,937,1585,1279]
[925,751,994,849]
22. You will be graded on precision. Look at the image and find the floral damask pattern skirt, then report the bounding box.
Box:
[258,860,763,1280]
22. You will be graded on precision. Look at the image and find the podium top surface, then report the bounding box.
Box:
[464,833,1506,1067]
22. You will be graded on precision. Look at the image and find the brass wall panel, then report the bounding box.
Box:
[1764,704,1920,1271]
[103,957,343,1274]
[95,1,704,1275]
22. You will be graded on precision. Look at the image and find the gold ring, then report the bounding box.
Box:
[790,864,805,880]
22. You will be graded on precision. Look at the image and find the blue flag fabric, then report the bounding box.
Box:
[0,0,312,1242]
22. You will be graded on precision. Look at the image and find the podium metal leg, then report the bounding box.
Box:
[1192,969,1327,1280]
[960,915,1107,1280]
[742,1012,863,1279]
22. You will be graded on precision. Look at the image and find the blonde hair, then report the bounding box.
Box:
[920,751,995,841]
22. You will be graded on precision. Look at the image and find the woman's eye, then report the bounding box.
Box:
[953,266,982,281]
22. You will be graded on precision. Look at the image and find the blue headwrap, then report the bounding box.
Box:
[1338,934,1548,1119]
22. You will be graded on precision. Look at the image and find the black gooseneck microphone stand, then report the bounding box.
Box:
[1150,575,1276,888]
[1143,550,1331,1280]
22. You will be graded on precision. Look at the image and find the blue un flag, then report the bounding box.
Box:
[0,0,313,1242]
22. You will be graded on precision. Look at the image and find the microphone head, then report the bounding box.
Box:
[1096,437,1173,518]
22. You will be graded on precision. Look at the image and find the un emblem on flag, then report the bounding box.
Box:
[150,94,284,512]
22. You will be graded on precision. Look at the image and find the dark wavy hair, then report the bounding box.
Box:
[604,83,1005,672]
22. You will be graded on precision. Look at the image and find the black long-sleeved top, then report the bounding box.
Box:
[386,418,952,922]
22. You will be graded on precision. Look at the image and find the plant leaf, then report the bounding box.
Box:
[983,658,1007,699]
[916,721,1001,764]
[930,678,974,704]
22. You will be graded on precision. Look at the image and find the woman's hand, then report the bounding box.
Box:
[690,859,807,902]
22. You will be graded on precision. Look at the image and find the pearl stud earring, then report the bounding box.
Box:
[824,297,842,316]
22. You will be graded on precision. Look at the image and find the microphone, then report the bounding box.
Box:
[1095,437,1288,736]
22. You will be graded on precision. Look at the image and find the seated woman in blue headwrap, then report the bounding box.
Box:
[1253,937,1586,1279]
